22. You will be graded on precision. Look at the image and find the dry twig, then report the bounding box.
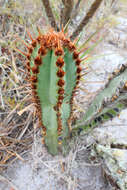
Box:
[41,0,59,31]
[61,0,73,27]
[0,175,19,190]
[70,0,103,40]
[71,0,82,20]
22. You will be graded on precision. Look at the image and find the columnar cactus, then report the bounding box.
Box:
[18,28,127,155]
[19,29,82,155]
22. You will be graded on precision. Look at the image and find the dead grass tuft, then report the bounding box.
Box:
[0,7,37,171]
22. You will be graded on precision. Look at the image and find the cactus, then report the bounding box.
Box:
[73,64,127,135]
[18,28,127,155]
[17,27,127,155]
[15,0,120,156]
[15,1,127,155]
[18,29,82,155]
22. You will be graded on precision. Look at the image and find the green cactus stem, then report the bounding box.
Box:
[18,29,82,155]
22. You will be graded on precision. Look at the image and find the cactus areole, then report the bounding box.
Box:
[20,29,82,155]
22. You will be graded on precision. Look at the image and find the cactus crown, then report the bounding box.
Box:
[19,29,82,155]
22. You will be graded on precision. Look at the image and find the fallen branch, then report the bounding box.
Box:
[70,0,103,40]
[41,0,59,31]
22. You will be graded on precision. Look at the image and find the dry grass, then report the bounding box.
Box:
[0,5,36,170]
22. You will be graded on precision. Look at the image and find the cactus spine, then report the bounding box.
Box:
[20,29,82,155]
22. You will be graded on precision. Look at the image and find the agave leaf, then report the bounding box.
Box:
[73,65,127,131]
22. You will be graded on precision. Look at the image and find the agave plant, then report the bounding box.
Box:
[17,0,127,155]
[73,64,127,133]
